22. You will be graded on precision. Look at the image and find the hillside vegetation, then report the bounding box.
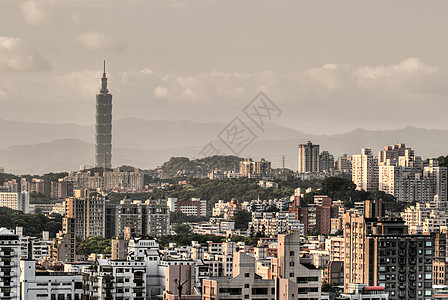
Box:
[0,207,62,237]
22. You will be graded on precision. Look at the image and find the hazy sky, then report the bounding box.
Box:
[1,0,447,134]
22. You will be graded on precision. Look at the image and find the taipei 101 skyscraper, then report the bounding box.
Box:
[95,61,112,169]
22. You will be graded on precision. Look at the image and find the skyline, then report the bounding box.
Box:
[0,1,447,134]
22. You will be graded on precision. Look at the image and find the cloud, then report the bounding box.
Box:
[304,64,351,90]
[355,57,437,80]
[20,0,56,25]
[2,57,447,134]
[54,70,100,101]
[0,88,7,100]
[353,58,442,94]
[140,68,153,75]
[166,0,189,9]
[0,37,52,71]
[153,86,170,98]
[115,59,447,106]
[77,32,125,52]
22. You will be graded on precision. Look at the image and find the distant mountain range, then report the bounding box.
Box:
[0,118,447,174]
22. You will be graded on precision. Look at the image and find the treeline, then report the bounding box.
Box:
[108,176,322,209]
[0,207,62,238]
[157,233,259,248]
[76,236,111,256]
[149,155,244,179]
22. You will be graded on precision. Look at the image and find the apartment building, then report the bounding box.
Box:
[82,259,146,300]
[65,196,105,239]
[0,228,20,300]
[298,141,320,173]
[352,148,378,192]
[271,232,321,299]
[20,260,83,300]
[0,191,29,213]
[203,251,297,300]
[344,199,443,299]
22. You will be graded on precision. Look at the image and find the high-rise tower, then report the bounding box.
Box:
[95,61,112,168]
[298,141,320,173]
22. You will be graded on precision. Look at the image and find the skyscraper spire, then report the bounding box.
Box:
[100,60,108,93]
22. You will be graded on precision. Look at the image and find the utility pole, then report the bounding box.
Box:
[174,265,188,300]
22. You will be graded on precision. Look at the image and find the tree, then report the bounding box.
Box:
[233,210,251,230]
[76,236,111,256]
[0,207,62,238]
[173,223,191,236]
[322,280,339,293]
[265,205,279,212]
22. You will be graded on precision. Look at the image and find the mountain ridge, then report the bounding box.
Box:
[1,118,448,174]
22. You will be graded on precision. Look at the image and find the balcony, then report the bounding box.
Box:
[0,292,14,299]
[0,281,12,287]
[0,252,14,258]
[0,262,14,267]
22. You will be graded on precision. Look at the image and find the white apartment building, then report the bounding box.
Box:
[352,148,378,192]
[249,212,303,236]
[424,160,448,207]
[401,203,431,227]
[82,259,146,300]
[0,191,29,213]
[31,231,53,262]
[20,260,83,300]
[212,200,228,216]
[379,165,403,200]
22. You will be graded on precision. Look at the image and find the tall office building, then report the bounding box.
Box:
[298,141,320,173]
[95,61,112,169]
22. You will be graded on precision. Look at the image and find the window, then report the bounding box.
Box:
[252,288,268,295]
[245,273,250,278]
[290,251,294,256]
[290,262,294,267]
[245,284,249,288]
